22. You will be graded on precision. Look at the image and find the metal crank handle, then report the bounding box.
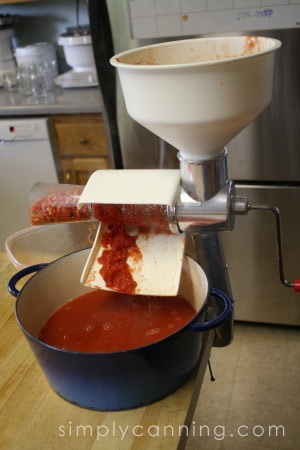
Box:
[231,196,300,292]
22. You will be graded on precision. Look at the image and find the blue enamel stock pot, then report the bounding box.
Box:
[8,248,232,410]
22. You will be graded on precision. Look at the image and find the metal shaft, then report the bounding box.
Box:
[191,231,234,347]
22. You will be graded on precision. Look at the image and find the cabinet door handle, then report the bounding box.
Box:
[66,170,72,182]
[79,137,88,145]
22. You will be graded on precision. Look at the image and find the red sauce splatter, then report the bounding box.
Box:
[38,289,196,352]
[243,36,261,55]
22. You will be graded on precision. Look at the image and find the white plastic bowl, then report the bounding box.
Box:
[5,221,97,269]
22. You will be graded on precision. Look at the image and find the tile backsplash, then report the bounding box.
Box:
[127,0,300,39]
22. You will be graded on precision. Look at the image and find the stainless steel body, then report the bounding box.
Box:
[191,232,234,347]
[0,117,61,249]
[179,151,229,202]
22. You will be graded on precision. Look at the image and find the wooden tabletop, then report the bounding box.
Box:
[0,252,213,450]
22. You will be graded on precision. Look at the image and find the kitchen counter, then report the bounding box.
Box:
[0,252,214,450]
[0,87,103,116]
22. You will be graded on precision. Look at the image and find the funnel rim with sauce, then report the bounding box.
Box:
[110,35,281,160]
[110,36,282,70]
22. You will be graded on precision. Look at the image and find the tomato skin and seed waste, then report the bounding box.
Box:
[92,203,170,294]
[97,221,141,295]
[30,187,170,295]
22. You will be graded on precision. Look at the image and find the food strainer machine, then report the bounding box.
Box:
[28,36,299,349]
[106,36,299,343]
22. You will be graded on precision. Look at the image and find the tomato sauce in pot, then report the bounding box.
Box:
[38,289,196,353]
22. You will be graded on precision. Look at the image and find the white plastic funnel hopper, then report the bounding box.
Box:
[111,36,281,161]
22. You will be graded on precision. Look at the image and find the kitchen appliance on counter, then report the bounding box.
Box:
[0,14,18,85]
[88,1,300,327]
[0,117,62,250]
[55,26,98,88]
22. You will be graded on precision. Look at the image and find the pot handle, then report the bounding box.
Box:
[189,288,233,332]
[8,264,48,298]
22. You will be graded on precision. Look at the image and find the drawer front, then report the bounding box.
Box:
[53,114,108,157]
[61,157,110,185]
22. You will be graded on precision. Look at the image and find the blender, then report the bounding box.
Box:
[55,25,98,88]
